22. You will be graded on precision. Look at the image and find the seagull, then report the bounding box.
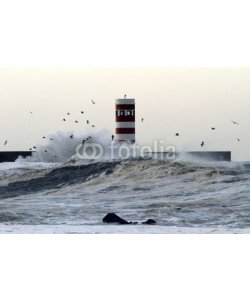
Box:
[91,100,95,104]
[237,138,240,142]
[211,127,216,130]
[231,120,239,125]
[175,133,180,136]
[4,140,8,146]
[70,134,74,139]
[201,141,205,147]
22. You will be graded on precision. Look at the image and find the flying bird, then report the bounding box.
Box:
[112,135,115,140]
[81,111,84,114]
[175,133,180,136]
[33,146,36,149]
[29,111,33,115]
[237,138,240,142]
[67,113,70,116]
[63,118,66,122]
[44,150,48,153]
[86,120,90,124]
[231,120,239,125]
[211,127,216,130]
[70,134,74,139]
[43,136,46,139]
[201,141,205,147]
[75,120,78,123]
[4,140,8,146]
[141,118,144,122]
[92,125,95,128]
[50,138,53,141]
[91,100,95,104]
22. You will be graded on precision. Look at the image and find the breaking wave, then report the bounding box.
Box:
[0,127,249,230]
[0,156,249,229]
[18,129,113,163]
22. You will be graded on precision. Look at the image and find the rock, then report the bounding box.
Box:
[103,213,130,225]
[142,219,156,225]
[103,213,156,225]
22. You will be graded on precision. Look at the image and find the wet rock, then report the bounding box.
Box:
[103,213,156,225]
[142,219,156,225]
[103,213,130,225]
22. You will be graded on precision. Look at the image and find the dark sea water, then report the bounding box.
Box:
[0,158,249,233]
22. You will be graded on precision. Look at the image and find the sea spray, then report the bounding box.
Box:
[18,129,112,163]
[17,128,153,163]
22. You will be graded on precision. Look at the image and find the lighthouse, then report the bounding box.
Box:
[115,95,135,143]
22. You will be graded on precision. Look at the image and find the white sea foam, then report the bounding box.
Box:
[0,224,249,234]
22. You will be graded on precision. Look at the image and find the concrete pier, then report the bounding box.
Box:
[0,151,33,163]
[149,151,231,162]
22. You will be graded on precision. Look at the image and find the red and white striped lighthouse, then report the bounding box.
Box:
[115,95,135,143]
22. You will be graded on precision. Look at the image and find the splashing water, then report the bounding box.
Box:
[18,129,113,163]
[18,128,147,164]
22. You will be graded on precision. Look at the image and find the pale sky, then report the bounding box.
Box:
[0,68,249,161]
